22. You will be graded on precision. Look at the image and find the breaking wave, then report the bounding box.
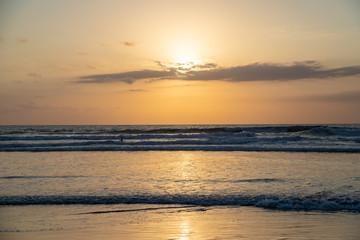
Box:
[0,124,359,152]
[1,194,359,212]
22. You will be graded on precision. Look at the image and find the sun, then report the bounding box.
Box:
[173,41,197,59]
[169,41,202,70]
[173,49,204,72]
[164,40,213,73]
[175,55,202,71]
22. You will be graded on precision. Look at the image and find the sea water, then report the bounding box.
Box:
[0,124,359,152]
[0,125,359,238]
[1,150,359,211]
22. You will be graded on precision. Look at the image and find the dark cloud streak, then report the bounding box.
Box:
[79,69,177,84]
[28,73,42,78]
[184,62,360,82]
[17,38,28,43]
[121,41,141,47]
[77,61,360,84]
[128,89,147,92]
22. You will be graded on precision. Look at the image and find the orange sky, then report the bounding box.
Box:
[1,0,360,124]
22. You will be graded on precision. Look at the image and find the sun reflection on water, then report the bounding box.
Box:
[179,220,190,240]
[178,152,195,180]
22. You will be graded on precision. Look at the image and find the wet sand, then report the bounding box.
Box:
[1,205,359,240]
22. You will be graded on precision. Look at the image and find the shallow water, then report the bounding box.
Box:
[1,151,359,211]
[1,205,359,239]
[1,150,359,239]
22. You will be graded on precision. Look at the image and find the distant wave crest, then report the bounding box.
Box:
[0,124,359,152]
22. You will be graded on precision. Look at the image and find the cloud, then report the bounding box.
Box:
[28,73,42,78]
[154,60,167,69]
[121,41,141,47]
[195,63,218,69]
[79,69,177,84]
[17,38,28,43]
[128,89,147,92]
[76,52,87,55]
[174,62,218,72]
[78,61,360,84]
[184,62,360,82]
[100,42,112,47]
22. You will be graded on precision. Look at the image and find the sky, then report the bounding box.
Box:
[0,0,360,124]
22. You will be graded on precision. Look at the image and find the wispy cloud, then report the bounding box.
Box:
[28,73,42,78]
[17,38,28,43]
[128,89,147,92]
[75,52,87,55]
[79,69,177,84]
[100,42,112,47]
[121,41,142,47]
[78,61,360,84]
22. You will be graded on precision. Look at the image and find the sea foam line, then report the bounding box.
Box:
[0,145,359,152]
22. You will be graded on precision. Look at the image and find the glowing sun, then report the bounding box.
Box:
[165,40,214,73]
[170,42,202,70]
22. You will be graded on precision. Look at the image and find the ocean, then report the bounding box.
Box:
[0,125,359,239]
[0,124,359,152]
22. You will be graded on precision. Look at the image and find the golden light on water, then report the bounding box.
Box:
[179,221,190,240]
[177,152,197,181]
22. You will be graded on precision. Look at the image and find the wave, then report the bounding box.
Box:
[0,135,304,148]
[0,144,359,152]
[172,178,284,183]
[1,124,359,135]
[78,205,203,215]
[0,145,359,152]
[0,126,244,135]
[1,194,359,212]
[0,124,359,153]
[0,175,88,179]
